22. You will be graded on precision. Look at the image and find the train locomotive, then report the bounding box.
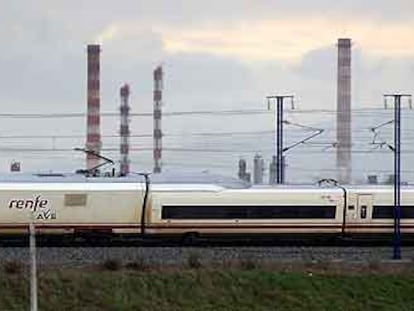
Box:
[0,173,412,243]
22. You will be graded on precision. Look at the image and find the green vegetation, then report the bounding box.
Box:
[1,267,414,311]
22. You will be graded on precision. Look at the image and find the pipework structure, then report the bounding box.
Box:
[336,38,352,183]
[119,84,131,176]
[153,66,163,173]
[86,44,102,171]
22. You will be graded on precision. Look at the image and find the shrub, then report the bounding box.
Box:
[125,258,148,271]
[240,258,258,270]
[368,260,381,272]
[3,260,24,274]
[187,252,202,269]
[103,259,122,271]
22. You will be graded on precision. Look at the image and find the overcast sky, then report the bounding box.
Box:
[2,0,414,111]
[1,0,414,179]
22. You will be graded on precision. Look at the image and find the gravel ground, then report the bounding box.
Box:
[0,246,414,268]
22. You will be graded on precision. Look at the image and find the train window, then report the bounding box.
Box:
[373,206,414,219]
[360,205,367,219]
[348,205,355,210]
[161,205,337,219]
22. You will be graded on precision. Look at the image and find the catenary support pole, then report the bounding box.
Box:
[394,95,401,260]
[276,97,283,183]
[30,217,38,311]
[384,94,412,260]
[267,95,294,184]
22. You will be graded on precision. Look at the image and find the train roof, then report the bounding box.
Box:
[0,172,250,189]
[0,172,413,193]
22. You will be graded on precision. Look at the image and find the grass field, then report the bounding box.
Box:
[1,262,414,311]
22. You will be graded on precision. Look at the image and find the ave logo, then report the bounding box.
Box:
[8,195,57,220]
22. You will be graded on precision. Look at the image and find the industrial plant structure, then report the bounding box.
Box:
[153,66,163,173]
[336,38,352,183]
[86,44,102,171]
[119,84,131,176]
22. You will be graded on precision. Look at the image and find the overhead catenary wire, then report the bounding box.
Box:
[0,107,413,118]
[1,107,414,177]
[2,146,414,155]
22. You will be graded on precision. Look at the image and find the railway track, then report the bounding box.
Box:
[0,246,413,268]
[0,232,410,247]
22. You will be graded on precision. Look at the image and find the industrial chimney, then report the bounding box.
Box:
[119,84,130,176]
[153,66,163,173]
[86,44,102,172]
[336,38,352,183]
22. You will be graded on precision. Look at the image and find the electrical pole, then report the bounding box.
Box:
[29,214,38,311]
[384,94,412,260]
[266,95,294,184]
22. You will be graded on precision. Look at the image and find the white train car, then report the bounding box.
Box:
[147,184,414,238]
[345,186,414,234]
[0,180,145,235]
[147,184,345,236]
[0,173,413,241]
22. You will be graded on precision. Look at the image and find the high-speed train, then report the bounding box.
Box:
[0,173,412,242]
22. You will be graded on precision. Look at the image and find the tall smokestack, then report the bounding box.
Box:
[336,38,352,183]
[119,84,130,176]
[86,44,102,171]
[153,66,163,173]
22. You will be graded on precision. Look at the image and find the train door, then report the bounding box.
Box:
[346,194,357,222]
[357,194,373,222]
